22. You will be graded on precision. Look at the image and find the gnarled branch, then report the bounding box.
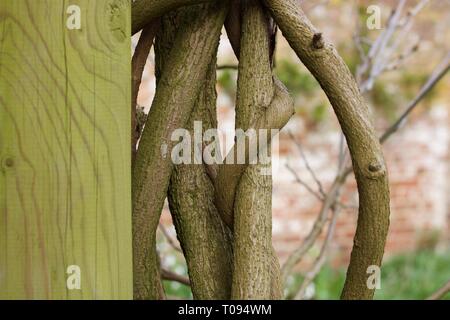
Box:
[132,2,229,300]
[132,0,214,35]
[264,0,391,299]
[156,9,234,299]
[132,20,159,163]
[214,79,294,227]
[228,0,291,300]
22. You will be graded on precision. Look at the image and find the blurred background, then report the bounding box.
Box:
[133,0,450,299]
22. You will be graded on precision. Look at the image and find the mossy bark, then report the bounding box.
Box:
[229,1,286,299]
[132,3,229,299]
[131,21,159,163]
[132,0,214,35]
[156,9,234,300]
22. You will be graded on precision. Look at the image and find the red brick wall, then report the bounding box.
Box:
[272,105,449,266]
[159,103,449,268]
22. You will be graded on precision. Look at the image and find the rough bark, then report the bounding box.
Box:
[167,74,234,299]
[156,10,234,300]
[132,20,159,164]
[132,0,214,35]
[224,0,241,58]
[132,2,229,300]
[213,79,293,227]
[263,0,391,299]
[229,0,288,300]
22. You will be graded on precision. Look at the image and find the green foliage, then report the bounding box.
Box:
[289,250,450,300]
[217,69,237,97]
[167,249,450,300]
[311,103,328,123]
[337,43,360,76]
[163,280,192,299]
[399,71,436,102]
[275,59,319,96]
[370,82,398,120]
[373,250,450,300]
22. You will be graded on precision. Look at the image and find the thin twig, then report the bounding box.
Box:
[159,223,183,253]
[286,162,324,202]
[357,0,430,92]
[426,279,450,300]
[217,64,239,70]
[288,131,326,197]
[384,42,420,72]
[295,206,339,300]
[161,267,191,286]
[380,52,450,143]
[283,53,449,284]
[282,174,344,282]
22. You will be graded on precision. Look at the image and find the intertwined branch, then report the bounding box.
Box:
[127,0,448,300]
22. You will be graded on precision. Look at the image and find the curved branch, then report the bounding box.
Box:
[281,174,344,282]
[264,0,390,299]
[132,20,159,163]
[227,0,290,300]
[132,0,214,35]
[282,51,450,293]
[283,53,449,285]
[132,3,229,300]
[161,268,191,286]
[214,79,294,227]
[156,11,234,299]
[224,0,241,58]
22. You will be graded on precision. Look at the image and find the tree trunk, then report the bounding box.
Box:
[132,2,229,299]
[230,0,284,299]
[132,0,214,35]
[157,9,234,300]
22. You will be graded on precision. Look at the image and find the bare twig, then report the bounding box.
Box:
[283,53,449,289]
[286,162,324,202]
[384,42,420,72]
[288,131,326,197]
[217,64,239,70]
[357,0,430,92]
[359,0,406,91]
[295,206,339,300]
[161,267,191,286]
[281,174,344,282]
[380,52,450,143]
[159,223,182,253]
[426,280,450,300]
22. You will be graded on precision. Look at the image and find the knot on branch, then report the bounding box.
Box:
[312,32,324,49]
[365,160,386,180]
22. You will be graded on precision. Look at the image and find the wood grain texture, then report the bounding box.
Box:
[0,0,132,299]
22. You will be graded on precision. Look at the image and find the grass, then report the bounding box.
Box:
[305,249,450,300]
[165,249,450,300]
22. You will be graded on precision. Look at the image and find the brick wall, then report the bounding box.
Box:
[272,105,449,266]
[134,0,450,273]
[158,101,449,267]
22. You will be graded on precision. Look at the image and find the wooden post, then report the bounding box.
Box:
[0,0,132,299]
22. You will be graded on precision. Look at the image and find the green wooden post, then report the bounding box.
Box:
[0,0,132,299]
